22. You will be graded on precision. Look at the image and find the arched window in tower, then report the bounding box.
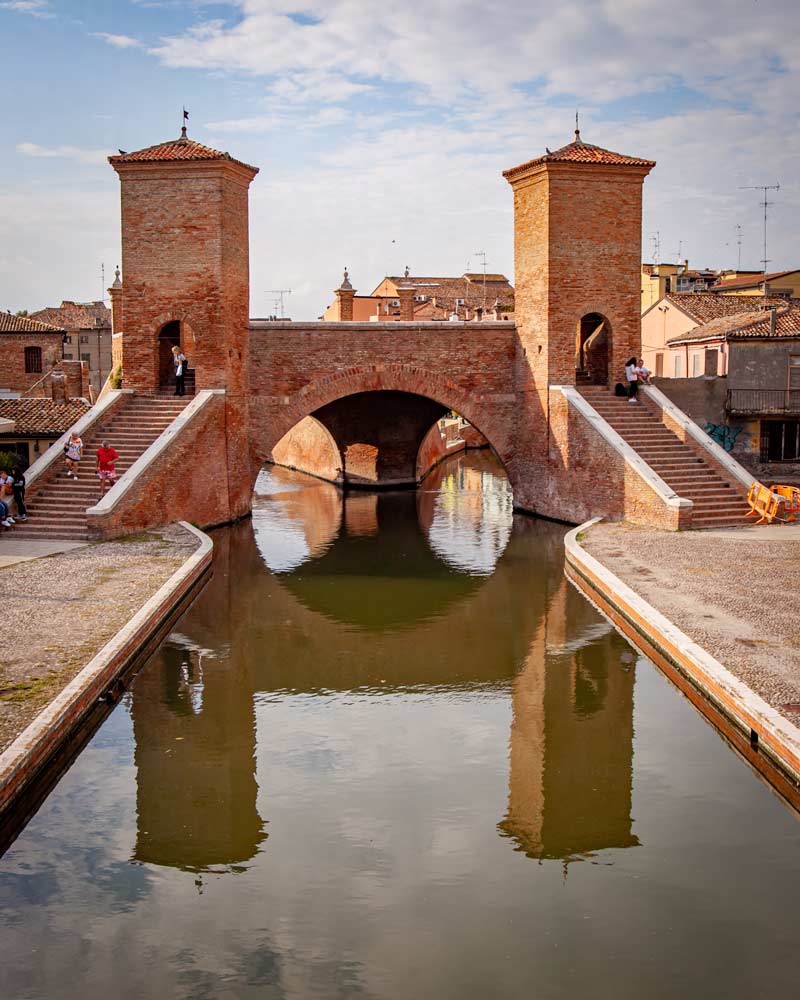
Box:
[576,313,611,385]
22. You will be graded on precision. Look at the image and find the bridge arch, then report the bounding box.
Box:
[252,363,514,481]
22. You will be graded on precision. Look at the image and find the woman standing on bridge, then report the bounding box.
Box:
[172,345,187,397]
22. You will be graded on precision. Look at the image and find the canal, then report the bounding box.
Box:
[1,450,799,998]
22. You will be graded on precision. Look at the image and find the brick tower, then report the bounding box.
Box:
[109,127,259,518]
[109,127,259,395]
[502,128,655,515]
[503,126,655,392]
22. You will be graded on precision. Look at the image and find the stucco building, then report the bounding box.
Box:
[641,292,790,378]
[321,269,514,322]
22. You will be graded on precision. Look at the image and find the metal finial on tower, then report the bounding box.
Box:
[404,265,409,278]
[180,106,189,140]
[340,268,352,290]
[574,110,581,143]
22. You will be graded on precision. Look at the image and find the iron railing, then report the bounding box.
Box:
[726,388,800,415]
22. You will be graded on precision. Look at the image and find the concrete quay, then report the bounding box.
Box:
[566,519,800,800]
[0,522,212,819]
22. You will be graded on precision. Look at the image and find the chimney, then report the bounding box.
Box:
[397,284,414,322]
[770,307,777,337]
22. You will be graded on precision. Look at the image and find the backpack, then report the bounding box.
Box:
[614,382,628,397]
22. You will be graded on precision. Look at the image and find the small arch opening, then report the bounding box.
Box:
[158,320,182,389]
[576,313,611,385]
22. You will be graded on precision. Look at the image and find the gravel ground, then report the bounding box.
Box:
[583,522,800,725]
[0,524,200,753]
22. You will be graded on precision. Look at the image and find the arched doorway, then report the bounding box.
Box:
[576,313,611,385]
[158,320,181,390]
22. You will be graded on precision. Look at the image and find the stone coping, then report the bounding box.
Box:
[87,389,223,517]
[24,389,131,490]
[558,385,691,513]
[643,384,753,489]
[564,518,800,790]
[0,521,213,815]
[248,320,515,331]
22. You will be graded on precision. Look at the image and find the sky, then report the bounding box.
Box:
[1,0,798,320]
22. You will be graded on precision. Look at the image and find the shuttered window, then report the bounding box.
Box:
[24,346,42,373]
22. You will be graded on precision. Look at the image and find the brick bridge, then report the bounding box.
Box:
[17,126,753,540]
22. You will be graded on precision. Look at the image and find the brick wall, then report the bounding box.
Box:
[0,333,63,392]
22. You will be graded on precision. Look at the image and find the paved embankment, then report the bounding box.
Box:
[580,522,800,719]
[0,523,206,754]
[567,520,800,791]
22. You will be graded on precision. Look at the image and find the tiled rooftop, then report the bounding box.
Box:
[109,134,258,173]
[503,132,655,179]
[0,312,64,334]
[30,300,110,330]
[661,292,792,324]
[709,269,799,292]
[0,397,90,435]
[667,305,800,344]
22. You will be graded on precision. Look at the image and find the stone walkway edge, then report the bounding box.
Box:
[0,521,213,815]
[565,518,800,797]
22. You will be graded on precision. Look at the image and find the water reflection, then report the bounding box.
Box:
[4,450,800,999]
[129,454,636,873]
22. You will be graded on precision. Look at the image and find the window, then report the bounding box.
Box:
[456,298,465,306]
[80,335,89,344]
[789,356,800,389]
[674,354,683,377]
[65,335,73,345]
[80,353,91,364]
[761,420,800,462]
[24,346,42,373]
[665,277,672,293]
[692,353,701,377]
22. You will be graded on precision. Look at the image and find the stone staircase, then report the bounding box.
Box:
[578,385,751,529]
[13,396,190,541]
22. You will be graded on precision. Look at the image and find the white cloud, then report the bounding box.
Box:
[93,32,145,49]
[0,0,53,16]
[16,142,111,166]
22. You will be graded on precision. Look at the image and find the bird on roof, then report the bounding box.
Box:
[118,149,128,155]
[545,147,551,153]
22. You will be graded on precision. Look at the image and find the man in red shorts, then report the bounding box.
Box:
[96,439,119,499]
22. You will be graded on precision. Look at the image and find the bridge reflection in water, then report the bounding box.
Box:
[131,451,637,873]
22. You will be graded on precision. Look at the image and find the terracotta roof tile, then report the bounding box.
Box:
[0,398,90,435]
[709,269,799,292]
[30,300,110,330]
[0,312,64,334]
[662,292,792,324]
[503,136,655,178]
[109,135,258,173]
[378,274,515,313]
[667,305,800,344]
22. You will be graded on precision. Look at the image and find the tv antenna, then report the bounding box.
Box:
[100,263,106,305]
[474,251,487,311]
[739,182,780,296]
[735,224,743,270]
[651,231,661,265]
[265,288,292,319]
